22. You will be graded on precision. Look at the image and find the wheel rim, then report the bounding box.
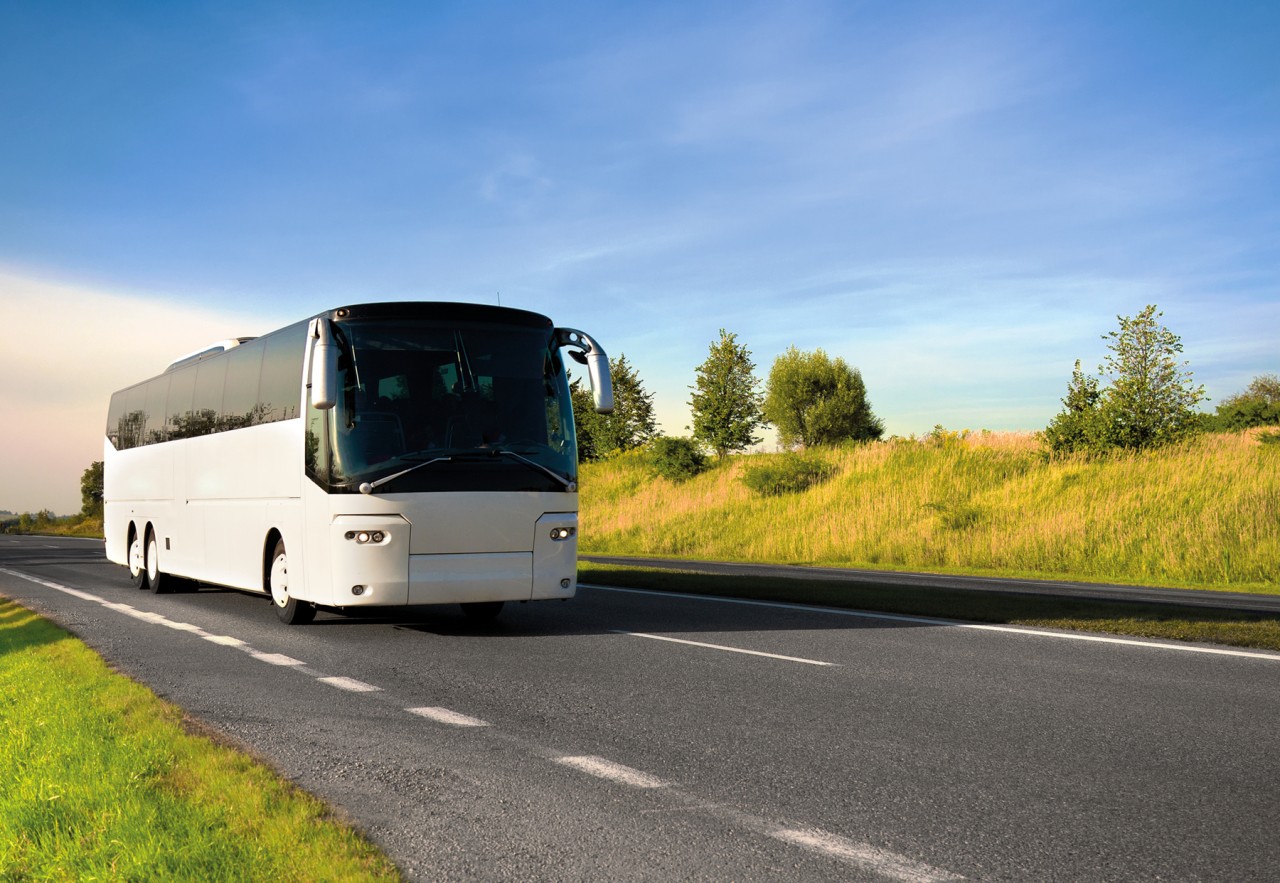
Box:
[147,536,159,583]
[129,535,144,578]
[269,552,290,607]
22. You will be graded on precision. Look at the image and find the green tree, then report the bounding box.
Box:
[570,354,658,461]
[1043,305,1205,454]
[80,460,104,517]
[1213,374,1280,429]
[763,346,883,448]
[1096,305,1204,449]
[689,329,766,459]
[1041,360,1103,454]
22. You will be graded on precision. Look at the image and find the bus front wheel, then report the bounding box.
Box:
[269,539,316,625]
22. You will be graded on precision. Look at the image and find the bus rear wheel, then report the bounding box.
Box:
[145,529,181,594]
[269,539,316,625]
[128,529,149,590]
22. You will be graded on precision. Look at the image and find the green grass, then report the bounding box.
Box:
[580,431,1280,592]
[0,598,403,881]
[579,563,1280,652]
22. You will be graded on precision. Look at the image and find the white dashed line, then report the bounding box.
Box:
[248,651,306,667]
[406,706,490,727]
[3,564,969,882]
[555,755,670,789]
[613,630,837,666]
[317,676,382,693]
[772,826,964,882]
[203,634,248,647]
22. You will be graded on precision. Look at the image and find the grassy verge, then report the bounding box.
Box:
[0,598,402,881]
[580,431,1280,592]
[579,563,1280,653]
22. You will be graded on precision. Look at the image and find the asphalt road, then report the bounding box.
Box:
[3,535,1279,882]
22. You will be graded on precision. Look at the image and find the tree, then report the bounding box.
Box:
[570,354,658,461]
[763,346,883,448]
[1042,305,1204,454]
[1096,305,1204,449]
[1041,360,1103,454]
[689,329,766,459]
[1213,374,1280,429]
[80,460,104,518]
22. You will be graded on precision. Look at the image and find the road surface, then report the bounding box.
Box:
[3,535,1278,881]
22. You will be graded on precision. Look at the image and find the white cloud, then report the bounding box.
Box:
[0,268,280,514]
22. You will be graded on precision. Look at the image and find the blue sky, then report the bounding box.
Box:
[2,0,1277,513]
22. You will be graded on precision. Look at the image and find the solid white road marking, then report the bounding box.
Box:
[555,755,670,789]
[590,585,1280,662]
[772,826,964,883]
[406,707,490,727]
[317,676,382,693]
[613,630,837,667]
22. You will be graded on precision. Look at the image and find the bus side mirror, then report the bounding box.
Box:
[308,318,338,410]
[556,328,613,414]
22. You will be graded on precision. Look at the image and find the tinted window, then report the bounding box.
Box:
[122,384,148,449]
[222,340,264,430]
[166,366,197,439]
[260,322,306,422]
[106,391,126,448]
[144,377,170,444]
[192,358,227,438]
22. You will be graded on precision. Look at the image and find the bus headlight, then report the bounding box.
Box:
[345,530,387,544]
[549,526,575,541]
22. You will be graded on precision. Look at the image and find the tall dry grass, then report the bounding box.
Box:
[579,432,1279,591]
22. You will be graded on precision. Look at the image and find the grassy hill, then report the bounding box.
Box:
[579,431,1279,593]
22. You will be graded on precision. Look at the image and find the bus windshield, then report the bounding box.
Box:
[315,318,577,492]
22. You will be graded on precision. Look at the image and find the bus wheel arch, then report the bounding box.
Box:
[266,534,316,625]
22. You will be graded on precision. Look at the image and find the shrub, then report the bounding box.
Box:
[648,437,709,482]
[742,454,834,496]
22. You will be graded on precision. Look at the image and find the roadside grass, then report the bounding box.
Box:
[578,563,1280,652]
[0,598,402,881]
[580,431,1280,593]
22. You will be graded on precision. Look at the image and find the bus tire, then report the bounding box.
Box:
[268,538,316,625]
[128,528,149,590]
[145,528,177,594]
[460,601,504,622]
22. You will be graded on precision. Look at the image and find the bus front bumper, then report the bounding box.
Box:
[329,512,578,607]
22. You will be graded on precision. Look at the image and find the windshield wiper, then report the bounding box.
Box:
[354,449,576,494]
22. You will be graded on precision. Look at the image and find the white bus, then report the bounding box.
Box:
[104,302,612,624]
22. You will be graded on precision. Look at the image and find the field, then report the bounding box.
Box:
[579,431,1279,593]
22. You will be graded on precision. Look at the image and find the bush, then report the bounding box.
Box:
[742,454,834,496]
[648,437,709,482]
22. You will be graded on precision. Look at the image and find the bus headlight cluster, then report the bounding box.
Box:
[549,526,575,541]
[344,530,387,544]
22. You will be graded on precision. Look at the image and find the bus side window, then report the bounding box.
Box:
[260,323,307,423]
[166,367,197,440]
[222,340,265,431]
[106,390,127,449]
[122,384,148,450]
[193,359,227,438]
[144,376,171,445]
